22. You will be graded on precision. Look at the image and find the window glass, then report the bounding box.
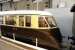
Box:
[19,16,24,26]
[38,17,48,27]
[46,17,56,27]
[25,16,31,27]
[38,16,56,27]
[5,16,16,25]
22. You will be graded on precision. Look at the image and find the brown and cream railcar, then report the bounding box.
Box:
[0,10,62,50]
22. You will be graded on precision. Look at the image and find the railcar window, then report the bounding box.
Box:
[19,16,24,26]
[25,16,31,27]
[38,16,56,27]
[46,17,56,27]
[39,17,48,27]
[5,16,16,25]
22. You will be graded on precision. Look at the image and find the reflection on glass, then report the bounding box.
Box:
[5,16,16,25]
[19,16,24,26]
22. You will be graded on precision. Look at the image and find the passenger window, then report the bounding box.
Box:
[19,16,24,26]
[38,16,56,28]
[46,17,56,27]
[5,16,16,25]
[38,17,48,27]
[25,16,31,27]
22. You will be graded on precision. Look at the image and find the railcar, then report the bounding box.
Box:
[0,10,62,50]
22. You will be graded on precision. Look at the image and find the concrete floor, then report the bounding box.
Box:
[0,38,30,50]
[0,36,46,50]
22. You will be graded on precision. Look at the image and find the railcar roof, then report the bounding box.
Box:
[0,10,52,16]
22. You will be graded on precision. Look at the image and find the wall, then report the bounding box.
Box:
[52,0,75,8]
